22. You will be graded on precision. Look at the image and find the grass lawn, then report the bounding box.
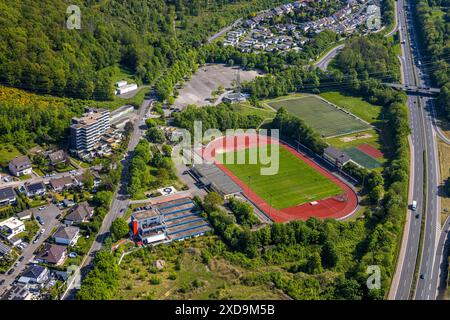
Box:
[266,95,371,137]
[319,91,382,124]
[220,146,342,209]
[228,103,275,128]
[325,129,381,150]
[438,140,450,226]
[0,144,22,168]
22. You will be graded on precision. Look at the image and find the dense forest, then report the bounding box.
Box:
[0,0,291,100]
[413,0,450,119]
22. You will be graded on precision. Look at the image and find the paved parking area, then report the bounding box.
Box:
[174,64,260,108]
[0,204,62,296]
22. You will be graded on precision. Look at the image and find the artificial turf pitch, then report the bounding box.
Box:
[220,146,342,210]
[267,96,371,137]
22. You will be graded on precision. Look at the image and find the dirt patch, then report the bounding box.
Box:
[339,133,373,143]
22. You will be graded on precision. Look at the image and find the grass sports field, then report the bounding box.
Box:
[319,91,381,124]
[266,95,371,137]
[220,146,342,209]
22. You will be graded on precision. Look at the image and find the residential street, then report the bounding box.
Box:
[61,94,154,299]
[0,206,61,296]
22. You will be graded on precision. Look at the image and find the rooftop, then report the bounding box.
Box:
[133,209,160,221]
[193,163,242,196]
[0,187,15,201]
[324,146,351,164]
[53,226,79,240]
[9,156,31,169]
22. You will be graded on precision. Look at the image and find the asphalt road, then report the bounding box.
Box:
[0,207,60,296]
[62,95,154,299]
[393,0,440,300]
[314,44,345,70]
[0,169,86,190]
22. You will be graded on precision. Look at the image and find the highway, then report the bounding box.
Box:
[61,94,154,299]
[392,0,441,300]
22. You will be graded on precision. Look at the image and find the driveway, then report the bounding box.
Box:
[0,205,62,296]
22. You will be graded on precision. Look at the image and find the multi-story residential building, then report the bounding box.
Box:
[70,108,110,156]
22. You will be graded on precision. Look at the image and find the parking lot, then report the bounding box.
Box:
[0,204,62,296]
[174,63,260,108]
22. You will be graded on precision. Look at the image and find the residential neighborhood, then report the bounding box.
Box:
[222,0,382,54]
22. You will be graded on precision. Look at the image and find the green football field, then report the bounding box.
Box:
[267,96,371,137]
[220,147,342,209]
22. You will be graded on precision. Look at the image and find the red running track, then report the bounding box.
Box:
[199,134,358,222]
[357,143,384,159]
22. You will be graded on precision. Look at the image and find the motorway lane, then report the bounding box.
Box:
[403,2,441,300]
[393,0,441,300]
[394,0,426,300]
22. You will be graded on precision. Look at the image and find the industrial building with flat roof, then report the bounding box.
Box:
[130,197,211,245]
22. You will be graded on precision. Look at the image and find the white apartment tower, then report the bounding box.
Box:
[70,108,110,153]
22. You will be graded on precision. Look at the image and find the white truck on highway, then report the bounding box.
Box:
[412,200,417,211]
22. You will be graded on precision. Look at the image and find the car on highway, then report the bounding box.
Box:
[0,279,4,285]
[411,200,417,211]
[7,268,14,275]
[415,213,420,219]
[420,274,425,279]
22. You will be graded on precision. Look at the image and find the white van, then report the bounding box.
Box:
[412,200,417,211]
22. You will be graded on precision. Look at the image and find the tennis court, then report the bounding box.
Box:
[344,147,382,169]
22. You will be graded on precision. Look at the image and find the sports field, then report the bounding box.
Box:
[344,147,382,169]
[220,146,342,209]
[267,95,371,137]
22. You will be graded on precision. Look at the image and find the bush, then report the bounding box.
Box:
[149,276,161,285]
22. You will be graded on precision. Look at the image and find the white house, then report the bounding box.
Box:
[18,265,49,284]
[8,156,32,177]
[52,226,80,246]
[0,217,25,240]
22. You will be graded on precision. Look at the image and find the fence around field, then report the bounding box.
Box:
[267,96,371,138]
[344,147,382,169]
